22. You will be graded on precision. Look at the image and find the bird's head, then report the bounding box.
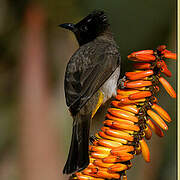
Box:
[59,10,110,46]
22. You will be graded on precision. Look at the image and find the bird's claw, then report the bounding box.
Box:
[117,76,126,89]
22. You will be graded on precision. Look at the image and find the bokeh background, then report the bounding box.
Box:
[0,0,176,180]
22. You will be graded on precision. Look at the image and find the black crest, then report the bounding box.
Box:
[74,10,109,45]
[59,10,110,46]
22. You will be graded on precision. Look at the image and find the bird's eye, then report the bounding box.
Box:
[81,25,88,32]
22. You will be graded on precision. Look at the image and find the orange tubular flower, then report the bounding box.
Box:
[125,70,153,80]
[131,49,154,55]
[146,119,164,137]
[128,91,152,100]
[139,139,150,162]
[111,102,139,114]
[133,62,151,69]
[71,45,176,180]
[108,163,129,172]
[128,54,156,62]
[117,96,146,105]
[161,66,172,77]
[151,104,171,123]
[147,110,168,130]
[108,108,138,122]
[111,146,134,156]
[117,89,140,95]
[164,52,176,59]
[159,77,176,98]
[144,125,152,140]
[124,80,152,88]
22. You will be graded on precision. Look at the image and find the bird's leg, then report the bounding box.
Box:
[117,75,126,89]
[89,135,98,144]
[91,91,104,118]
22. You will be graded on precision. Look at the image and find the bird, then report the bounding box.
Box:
[59,10,121,174]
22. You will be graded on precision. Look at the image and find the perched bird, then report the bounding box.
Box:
[59,10,121,174]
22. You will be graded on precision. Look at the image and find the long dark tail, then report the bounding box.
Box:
[63,113,91,174]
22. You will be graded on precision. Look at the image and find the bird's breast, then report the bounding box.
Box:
[100,66,120,103]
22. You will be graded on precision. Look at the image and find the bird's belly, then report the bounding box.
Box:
[100,66,120,104]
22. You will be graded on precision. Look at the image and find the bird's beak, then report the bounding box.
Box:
[59,23,75,31]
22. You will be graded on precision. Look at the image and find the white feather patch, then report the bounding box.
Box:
[100,66,120,104]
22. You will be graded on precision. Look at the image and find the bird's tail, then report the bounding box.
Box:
[63,113,91,174]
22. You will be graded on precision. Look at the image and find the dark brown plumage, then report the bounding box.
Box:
[59,10,121,174]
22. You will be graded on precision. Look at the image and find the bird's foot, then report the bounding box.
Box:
[90,135,98,144]
[117,76,126,89]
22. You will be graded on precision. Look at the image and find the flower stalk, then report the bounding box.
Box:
[71,45,176,180]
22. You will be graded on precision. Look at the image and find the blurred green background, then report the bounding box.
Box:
[0,0,176,180]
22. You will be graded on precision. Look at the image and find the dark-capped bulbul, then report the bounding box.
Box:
[59,10,121,174]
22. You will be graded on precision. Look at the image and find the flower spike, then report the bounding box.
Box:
[71,45,176,180]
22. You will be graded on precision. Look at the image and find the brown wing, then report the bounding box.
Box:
[64,41,120,115]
